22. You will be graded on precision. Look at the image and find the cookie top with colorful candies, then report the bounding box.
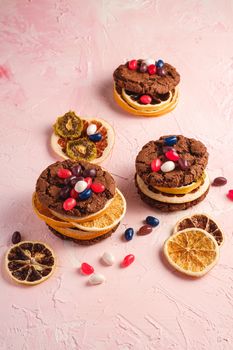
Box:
[128,58,166,76]
[36,160,116,217]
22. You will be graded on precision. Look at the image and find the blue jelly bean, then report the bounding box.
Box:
[124,228,134,241]
[146,216,159,227]
[89,133,102,142]
[79,188,92,201]
[164,136,177,146]
[156,59,164,68]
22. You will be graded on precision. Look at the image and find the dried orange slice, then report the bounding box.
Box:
[173,213,224,246]
[164,228,219,277]
[6,241,55,285]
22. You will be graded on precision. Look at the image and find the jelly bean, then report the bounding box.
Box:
[83,168,97,178]
[86,123,97,136]
[71,164,82,176]
[137,224,153,236]
[128,59,138,70]
[84,177,92,189]
[124,228,134,241]
[161,161,175,173]
[147,64,157,75]
[102,252,115,266]
[157,67,166,76]
[57,168,72,179]
[151,158,162,172]
[70,188,78,199]
[178,158,189,170]
[63,198,77,211]
[143,58,155,66]
[12,231,21,244]
[60,186,71,199]
[91,182,105,193]
[165,150,180,161]
[89,133,102,142]
[227,190,233,201]
[79,188,92,201]
[81,262,94,275]
[212,177,227,186]
[69,175,79,186]
[140,95,152,104]
[164,136,177,146]
[74,180,88,193]
[156,59,164,68]
[139,62,148,73]
[121,254,135,268]
[146,216,159,227]
[89,273,105,285]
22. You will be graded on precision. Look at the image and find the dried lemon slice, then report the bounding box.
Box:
[54,111,83,139]
[6,241,55,285]
[173,213,224,246]
[164,228,219,277]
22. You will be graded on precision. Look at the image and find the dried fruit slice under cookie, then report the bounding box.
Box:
[51,111,115,163]
[173,213,224,246]
[6,241,55,285]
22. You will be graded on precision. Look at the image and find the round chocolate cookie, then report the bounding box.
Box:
[136,135,208,189]
[114,62,180,96]
[36,160,115,218]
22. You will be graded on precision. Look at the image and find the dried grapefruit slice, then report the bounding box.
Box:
[6,241,55,285]
[164,228,219,277]
[122,89,173,111]
[173,214,224,246]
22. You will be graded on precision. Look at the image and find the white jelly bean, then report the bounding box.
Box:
[142,58,155,66]
[89,273,105,285]
[102,252,115,266]
[86,123,97,136]
[74,180,88,193]
[161,161,175,173]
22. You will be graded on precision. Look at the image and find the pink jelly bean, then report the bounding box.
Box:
[91,183,105,193]
[81,262,94,275]
[63,198,77,211]
[165,150,180,161]
[57,168,72,179]
[227,190,233,201]
[140,95,152,104]
[151,158,162,172]
[121,254,135,268]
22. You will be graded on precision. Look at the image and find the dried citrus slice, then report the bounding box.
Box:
[6,241,55,285]
[53,111,83,139]
[72,189,126,232]
[164,228,219,277]
[122,89,173,111]
[173,213,224,246]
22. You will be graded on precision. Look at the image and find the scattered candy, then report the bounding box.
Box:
[70,188,78,199]
[143,58,155,66]
[124,228,134,241]
[151,158,162,172]
[83,168,97,178]
[57,168,72,179]
[227,190,233,201]
[91,182,105,193]
[84,177,92,189]
[71,165,82,176]
[212,177,227,186]
[140,95,152,105]
[128,59,138,70]
[137,224,153,236]
[146,216,159,227]
[81,262,94,275]
[102,252,115,266]
[89,273,105,285]
[74,180,88,193]
[165,150,180,161]
[139,62,148,73]
[86,123,97,136]
[12,231,21,244]
[164,136,177,146]
[63,198,77,211]
[79,188,92,201]
[89,133,102,142]
[121,254,135,268]
[69,175,79,186]
[178,158,189,170]
[156,59,164,68]
[147,64,157,75]
[161,161,175,173]
[157,67,166,76]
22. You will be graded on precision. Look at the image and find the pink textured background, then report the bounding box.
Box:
[1,1,233,349]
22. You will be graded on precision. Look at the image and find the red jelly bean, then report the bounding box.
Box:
[57,168,72,179]
[84,177,92,189]
[63,198,77,211]
[227,190,233,201]
[128,59,138,70]
[91,182,105,193]
[137,225,153,236]
[147,64,157,75]
[70,188,78,199]
[212,177,227,186]
[121,254,135,268]
[81,262,94,275]
[165,150,180,161]
[140,95,152,104]
[151,158,162,172]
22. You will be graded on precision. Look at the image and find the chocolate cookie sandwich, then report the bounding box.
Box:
[135,135,209,212]
[33,160,126,244]
[113,58,180,117]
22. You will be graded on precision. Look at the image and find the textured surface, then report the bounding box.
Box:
[1,1,233,349]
